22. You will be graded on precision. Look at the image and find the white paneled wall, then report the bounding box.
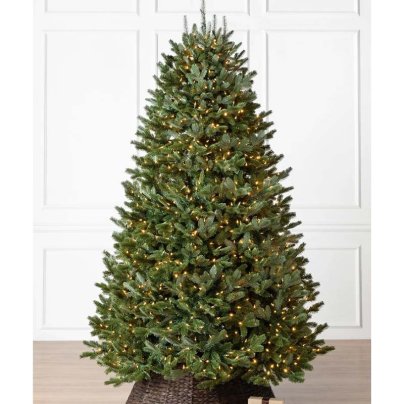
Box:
[34,0,370,340]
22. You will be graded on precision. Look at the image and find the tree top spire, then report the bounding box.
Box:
[200,0,206,34]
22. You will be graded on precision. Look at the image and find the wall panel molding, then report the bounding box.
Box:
[302,231,370,339]
[306,246,362,328]
[34,232,112,340]
[265,30,362,211]
[35,30,139,228]
[45,0,139,14]
[34,230,370,340]
[155,0,251,15]
[41,248,102,329]
[267,0,359,14]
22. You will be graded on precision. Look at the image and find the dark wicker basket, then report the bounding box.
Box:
[126,374,275,404]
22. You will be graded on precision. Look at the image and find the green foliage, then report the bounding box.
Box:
[82,10,334,390]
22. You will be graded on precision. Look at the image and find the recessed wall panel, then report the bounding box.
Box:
[45,32,137,208]
[306,247,361,327]
[43,249,103,328]
[156,0,249,14]
[268,31,359,209]
[268,0,358,13]
[46,0,138,13]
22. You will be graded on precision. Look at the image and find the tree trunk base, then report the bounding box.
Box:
[126,374,275,404]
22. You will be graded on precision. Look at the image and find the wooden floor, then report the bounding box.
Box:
[34,340,370,404]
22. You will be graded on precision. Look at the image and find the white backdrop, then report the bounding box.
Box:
[34,0,370,340]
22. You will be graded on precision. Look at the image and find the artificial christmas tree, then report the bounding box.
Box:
[82,3,334,402]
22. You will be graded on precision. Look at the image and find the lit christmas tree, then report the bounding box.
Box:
[82,2,334,394]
